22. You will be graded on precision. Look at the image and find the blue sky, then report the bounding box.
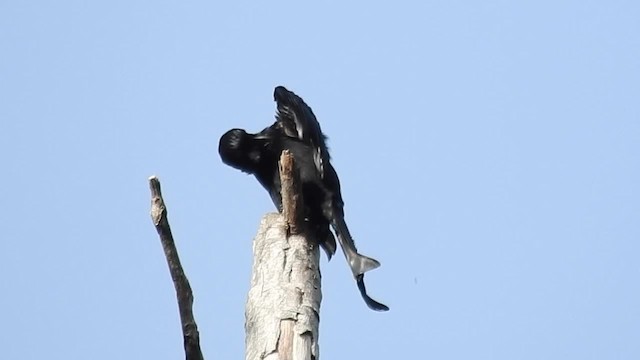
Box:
[1,1,638,359]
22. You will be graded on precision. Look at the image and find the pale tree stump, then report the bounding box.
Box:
[245,151,322,360]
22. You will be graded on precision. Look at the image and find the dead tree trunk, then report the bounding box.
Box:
[245,151,322,360]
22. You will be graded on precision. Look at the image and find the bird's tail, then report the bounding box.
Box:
[348,252,381,277]
[331,216,381,277]
[356,274,389,311]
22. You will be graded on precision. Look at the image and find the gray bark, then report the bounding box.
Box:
[245,213,322,360]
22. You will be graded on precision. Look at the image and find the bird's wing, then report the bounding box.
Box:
[273,86,330,177]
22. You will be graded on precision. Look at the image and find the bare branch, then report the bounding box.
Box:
[149,176,204,360]
[279,150,304,235]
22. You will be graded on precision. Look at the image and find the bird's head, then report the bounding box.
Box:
[219,128,260,173]
[220,128,247,149]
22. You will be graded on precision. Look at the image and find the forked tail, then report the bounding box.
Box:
[331,216,381,277]
[356,274,389,312]
[348,253,381,277]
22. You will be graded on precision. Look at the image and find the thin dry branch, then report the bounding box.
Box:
[149,175,204,360]
[279,150,304,234]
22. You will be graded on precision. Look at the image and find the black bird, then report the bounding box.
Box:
[219,125,338,260]
[271,86,379,275]
[219,86,388,311]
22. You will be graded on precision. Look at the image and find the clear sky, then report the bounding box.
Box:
[1,1,638,359]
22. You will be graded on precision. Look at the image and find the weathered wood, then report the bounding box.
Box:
[245,152,321,360]
[279,150,304,235]
[149,176,205,360]
[245,214,321,360]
